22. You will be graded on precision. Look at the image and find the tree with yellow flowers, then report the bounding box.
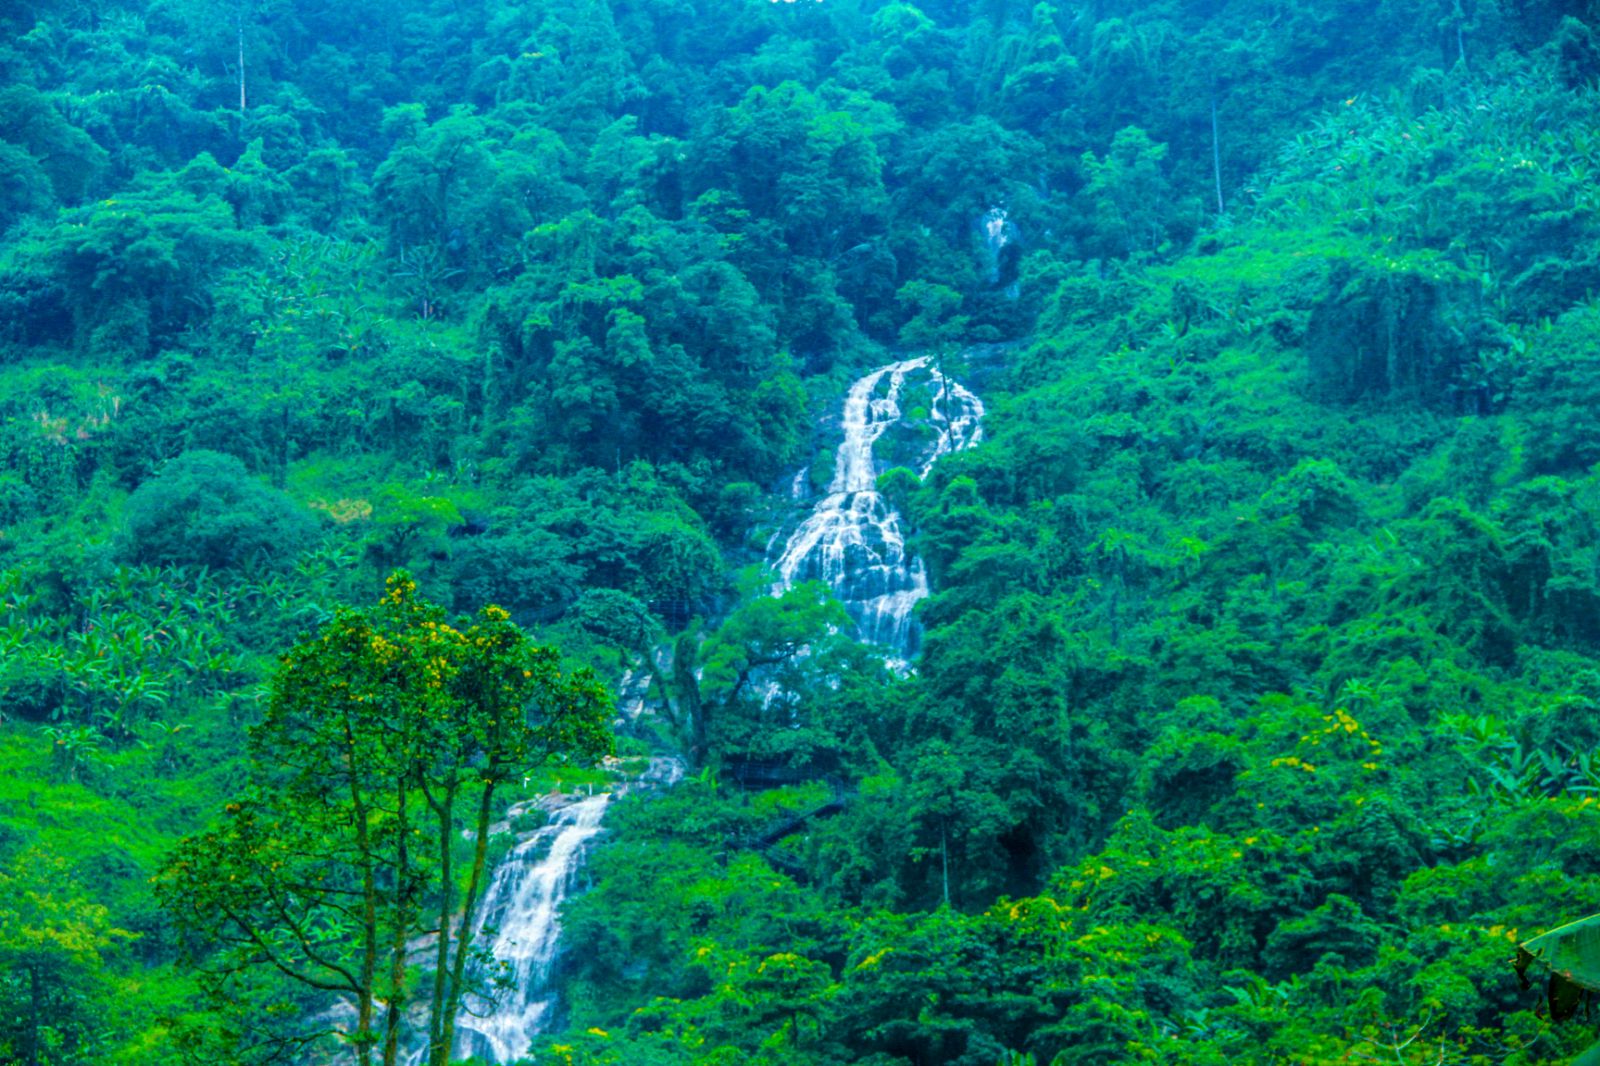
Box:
[156,572,613,1066]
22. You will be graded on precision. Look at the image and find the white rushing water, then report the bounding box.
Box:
[771,355,984,660]
[450,792,612,1063]
[979,206,1021,297]
[446,757,684,1063]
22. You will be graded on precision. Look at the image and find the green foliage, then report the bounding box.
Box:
[119,450,316,570]
[156,573,613,1065]
[3,0,1600,1062]
[1078,126,1177,259]
[0,847,131,1065]
[1518,913,1600,1011]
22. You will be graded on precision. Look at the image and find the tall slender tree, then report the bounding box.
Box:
[157,573,613,1066]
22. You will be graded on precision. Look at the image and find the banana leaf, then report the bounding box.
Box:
[1516,913,1600,1065]
[1516,913,1600,1020]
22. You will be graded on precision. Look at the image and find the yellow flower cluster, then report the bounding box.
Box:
[385,574,418,604]
[1305,708,1383,759]
[1434,923,1519,942]
[420,619,464,640]
[990,895,1074,933]
[757,952,801,974]
[1272,708,1384,776]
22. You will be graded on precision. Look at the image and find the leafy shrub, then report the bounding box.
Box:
[0,472,36,526]
[119,450,315,570]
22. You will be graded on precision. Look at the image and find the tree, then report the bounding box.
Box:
[1077,126,1173,258]
[29,176,259,355]
[368,482,463,570]
[156,572,614,1066]
[0,85,107,222]
[372,105,498,254]
[119,450,316,570]
[691,581,852,762]
[0,848,131,1066]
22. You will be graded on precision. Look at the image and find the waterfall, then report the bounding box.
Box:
[448,793,611,1063]
[421,355,982,1062]
[978,207,1022,296]
[434,757,682,1064]
[771,356,984,660]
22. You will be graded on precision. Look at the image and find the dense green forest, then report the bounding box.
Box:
[4,0,1600,1061]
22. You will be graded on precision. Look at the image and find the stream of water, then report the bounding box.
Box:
[437,759,682,1063]
[436,356,982,1062]
[770,355,984,660]
[450,792,611,1062]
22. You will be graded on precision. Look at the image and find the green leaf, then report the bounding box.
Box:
[1516,913,1600,1021]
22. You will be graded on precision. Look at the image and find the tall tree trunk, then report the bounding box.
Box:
[381,782,413,1066]
[354,804,377,1066]
[237,5,247,111]
[347,722,377,1066]
[424,779,458,1063]
[435,774,499,1065]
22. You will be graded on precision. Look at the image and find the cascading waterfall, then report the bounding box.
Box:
[978,207,1022,297]
[440,758,683,1064]
[449,793,611,1064]
[771,355,984,660]
[430,360,979,1064]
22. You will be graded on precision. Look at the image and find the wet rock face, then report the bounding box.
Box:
[771,356,984,662]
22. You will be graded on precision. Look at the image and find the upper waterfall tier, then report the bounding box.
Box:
[771,355,984,660]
